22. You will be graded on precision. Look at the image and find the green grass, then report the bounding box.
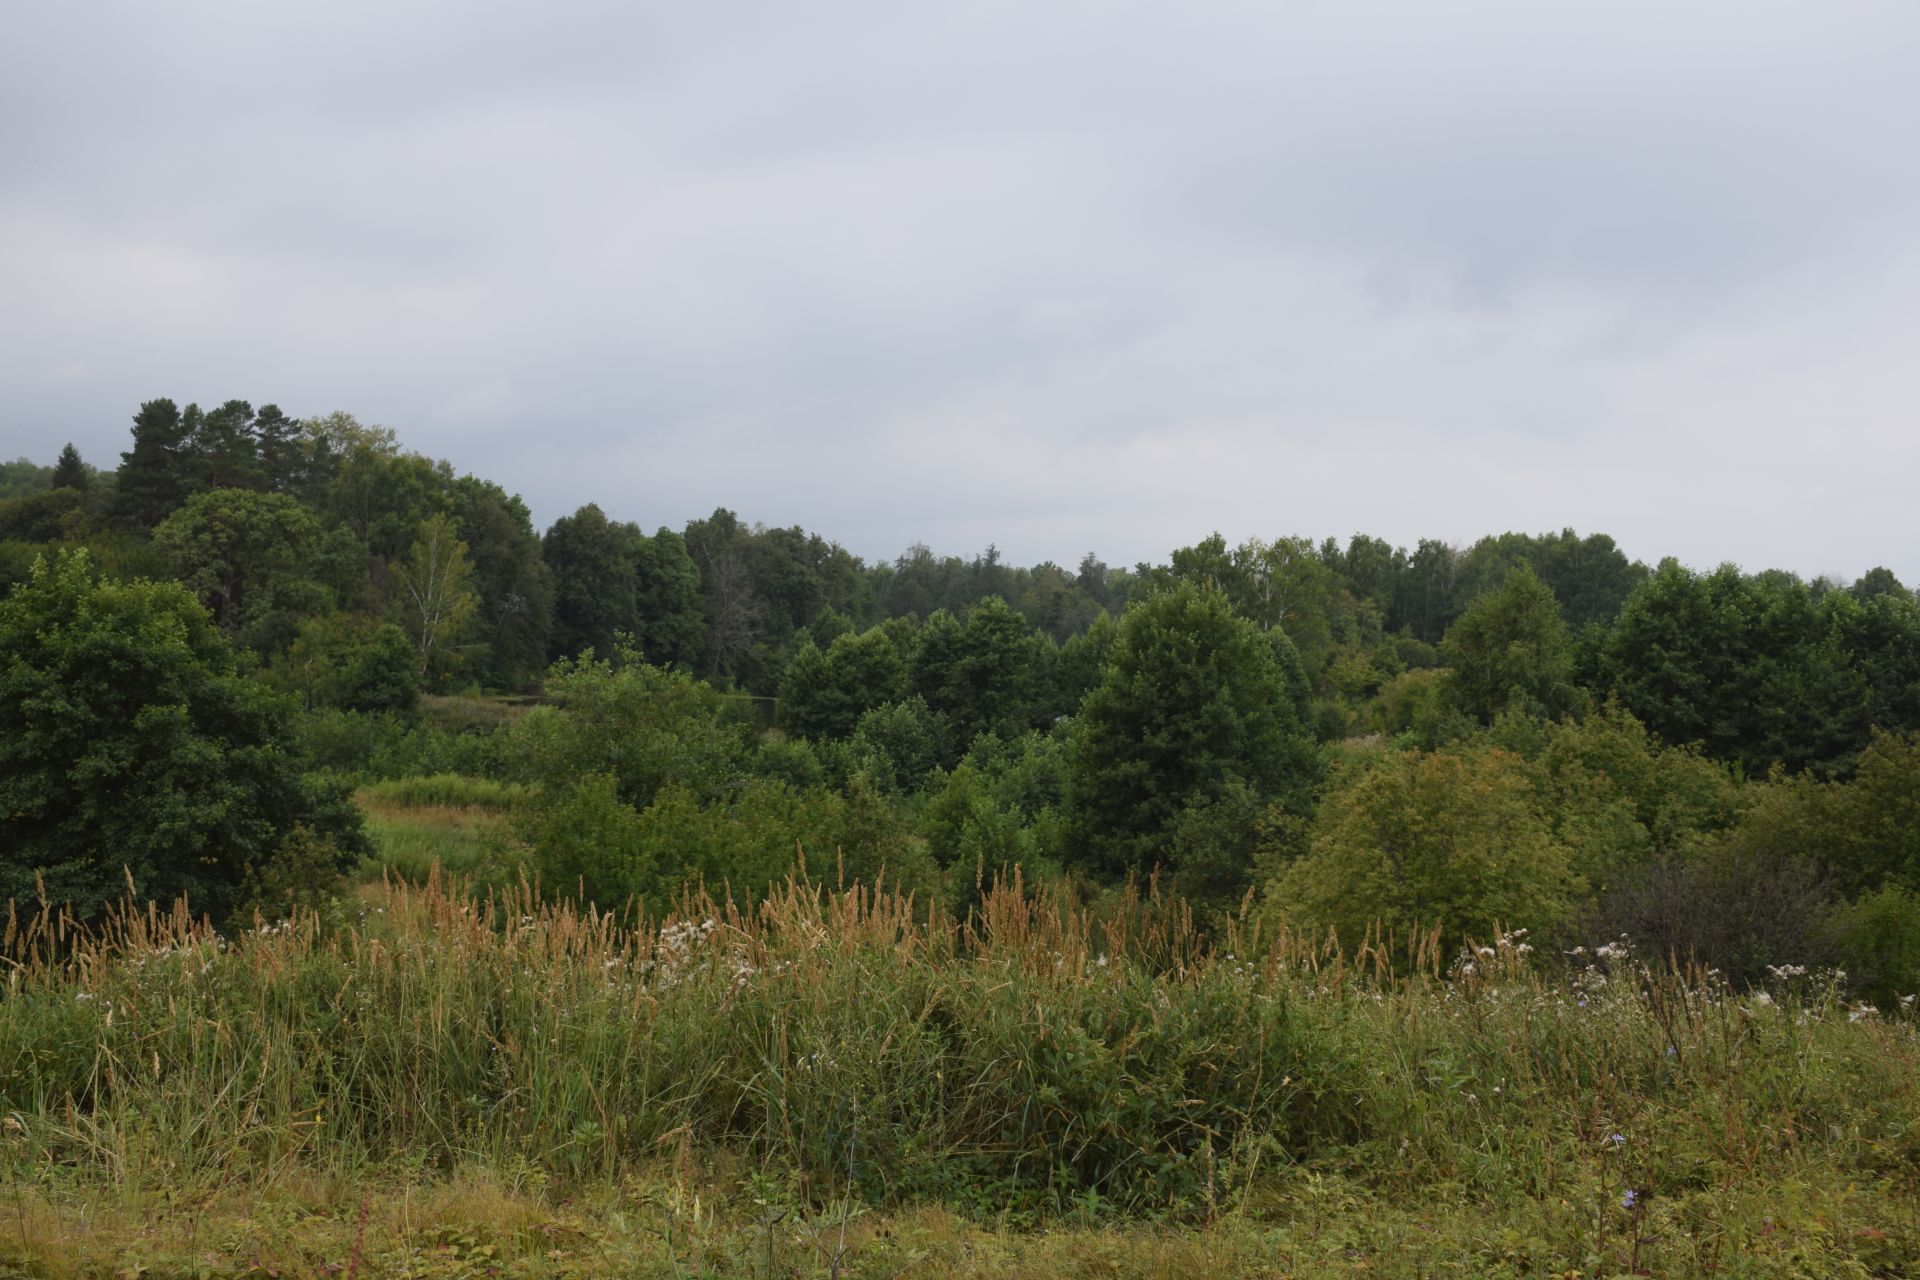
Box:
[418,692,538,733]
[358,772,534,811]
[354,773,528,881]
[6,1172,1911,1278]
[1,877,1916,1277]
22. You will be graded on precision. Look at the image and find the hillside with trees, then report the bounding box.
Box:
[5,396,1920,993]
[5,400,1920,1274]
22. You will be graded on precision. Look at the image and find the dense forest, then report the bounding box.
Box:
[5,397,1920,1002]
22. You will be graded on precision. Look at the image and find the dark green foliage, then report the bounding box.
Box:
[292,707,517,781]
[631,527,705,668]
[114,398,192,527]
[335,623,422,715]
[1505,704,1740,889]
[845,695,952,792]
[1599,562,1913,776]
[1164,780,1289,919]
[1824,882,1920,1006]
[1389,538,1463,642]
[1728,731,1920,898]
[525,772,926,916]
[514,647,748,809]
[1851,565,1908,602]
[0,486,87,543]
[1453,529,1645,630]
[543,503,639,662]
[451,477,553,687]
[1045,609,1116,719]
[189,399,262,491]
[521,772,653,909]
[947,597,1038,742]
[1836,590,1920,737]
[0,552,365,920]
[50,443,88,492]
[233,823,352,922]
[251,404,301,493]
[325,443,452,561]
[1065,581,1319,878]
[0,456,55,499]
[778,626,907,739]
[1441,562,1579,724]
[775,636,832,736]
[152,488,319,631]
[301,523,371,611]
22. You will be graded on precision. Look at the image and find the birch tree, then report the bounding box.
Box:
[393,512,477,676]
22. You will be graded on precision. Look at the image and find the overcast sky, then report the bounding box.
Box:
[3,1,1916,579]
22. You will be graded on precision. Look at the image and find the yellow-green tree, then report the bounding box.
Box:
[1269,745,1580,949]
[392,512,477,678]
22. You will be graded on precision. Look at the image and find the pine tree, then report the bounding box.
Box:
[50,443,88,492]
[191,399,262,490]
[253,404,300,492]
[114,398,191,528]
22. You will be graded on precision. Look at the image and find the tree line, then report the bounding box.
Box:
[5,396,1920,1001]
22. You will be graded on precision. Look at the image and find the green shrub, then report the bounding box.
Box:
[1826,882,1920,1006]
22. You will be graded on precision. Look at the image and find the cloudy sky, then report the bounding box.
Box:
[3,1,1917,579]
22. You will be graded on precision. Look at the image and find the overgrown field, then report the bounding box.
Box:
[2,875,1917,1278]
[354,773,530,883]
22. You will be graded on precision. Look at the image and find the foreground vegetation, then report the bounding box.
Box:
[3,874,1916,1277]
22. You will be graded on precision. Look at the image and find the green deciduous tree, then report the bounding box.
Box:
[391,512,479,679]
[513,647,748,810]
[152,488,319,632]
[338,623,422,715]
[632,527,706,669]
[543,503,638,662]
[1268,745,1580,949]
[1601,562,1882,776]
[1441,562,1579,724]
[1064,580,1320,878]
[0,552,365,920]
[450,477,553,687]
[778,626,907,740]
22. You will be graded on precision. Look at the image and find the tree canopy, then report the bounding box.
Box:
[0,552,365,919]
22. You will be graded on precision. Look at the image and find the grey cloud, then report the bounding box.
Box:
[3,0,1917,581]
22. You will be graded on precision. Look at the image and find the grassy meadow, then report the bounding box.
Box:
[353,774,531,883]
[2,854,1917,1278]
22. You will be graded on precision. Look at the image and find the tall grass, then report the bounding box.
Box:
[354,774,529,880]
[357,773,533,810]
[1,873,1915,1233]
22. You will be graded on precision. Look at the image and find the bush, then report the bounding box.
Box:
[1584,840,1837,986]
[293,709,518,781]
[234,824,352,923]
[1825,882,1920,1006]
[512,649,748,807]
[524,773,931,917]
[523,773,654,910]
